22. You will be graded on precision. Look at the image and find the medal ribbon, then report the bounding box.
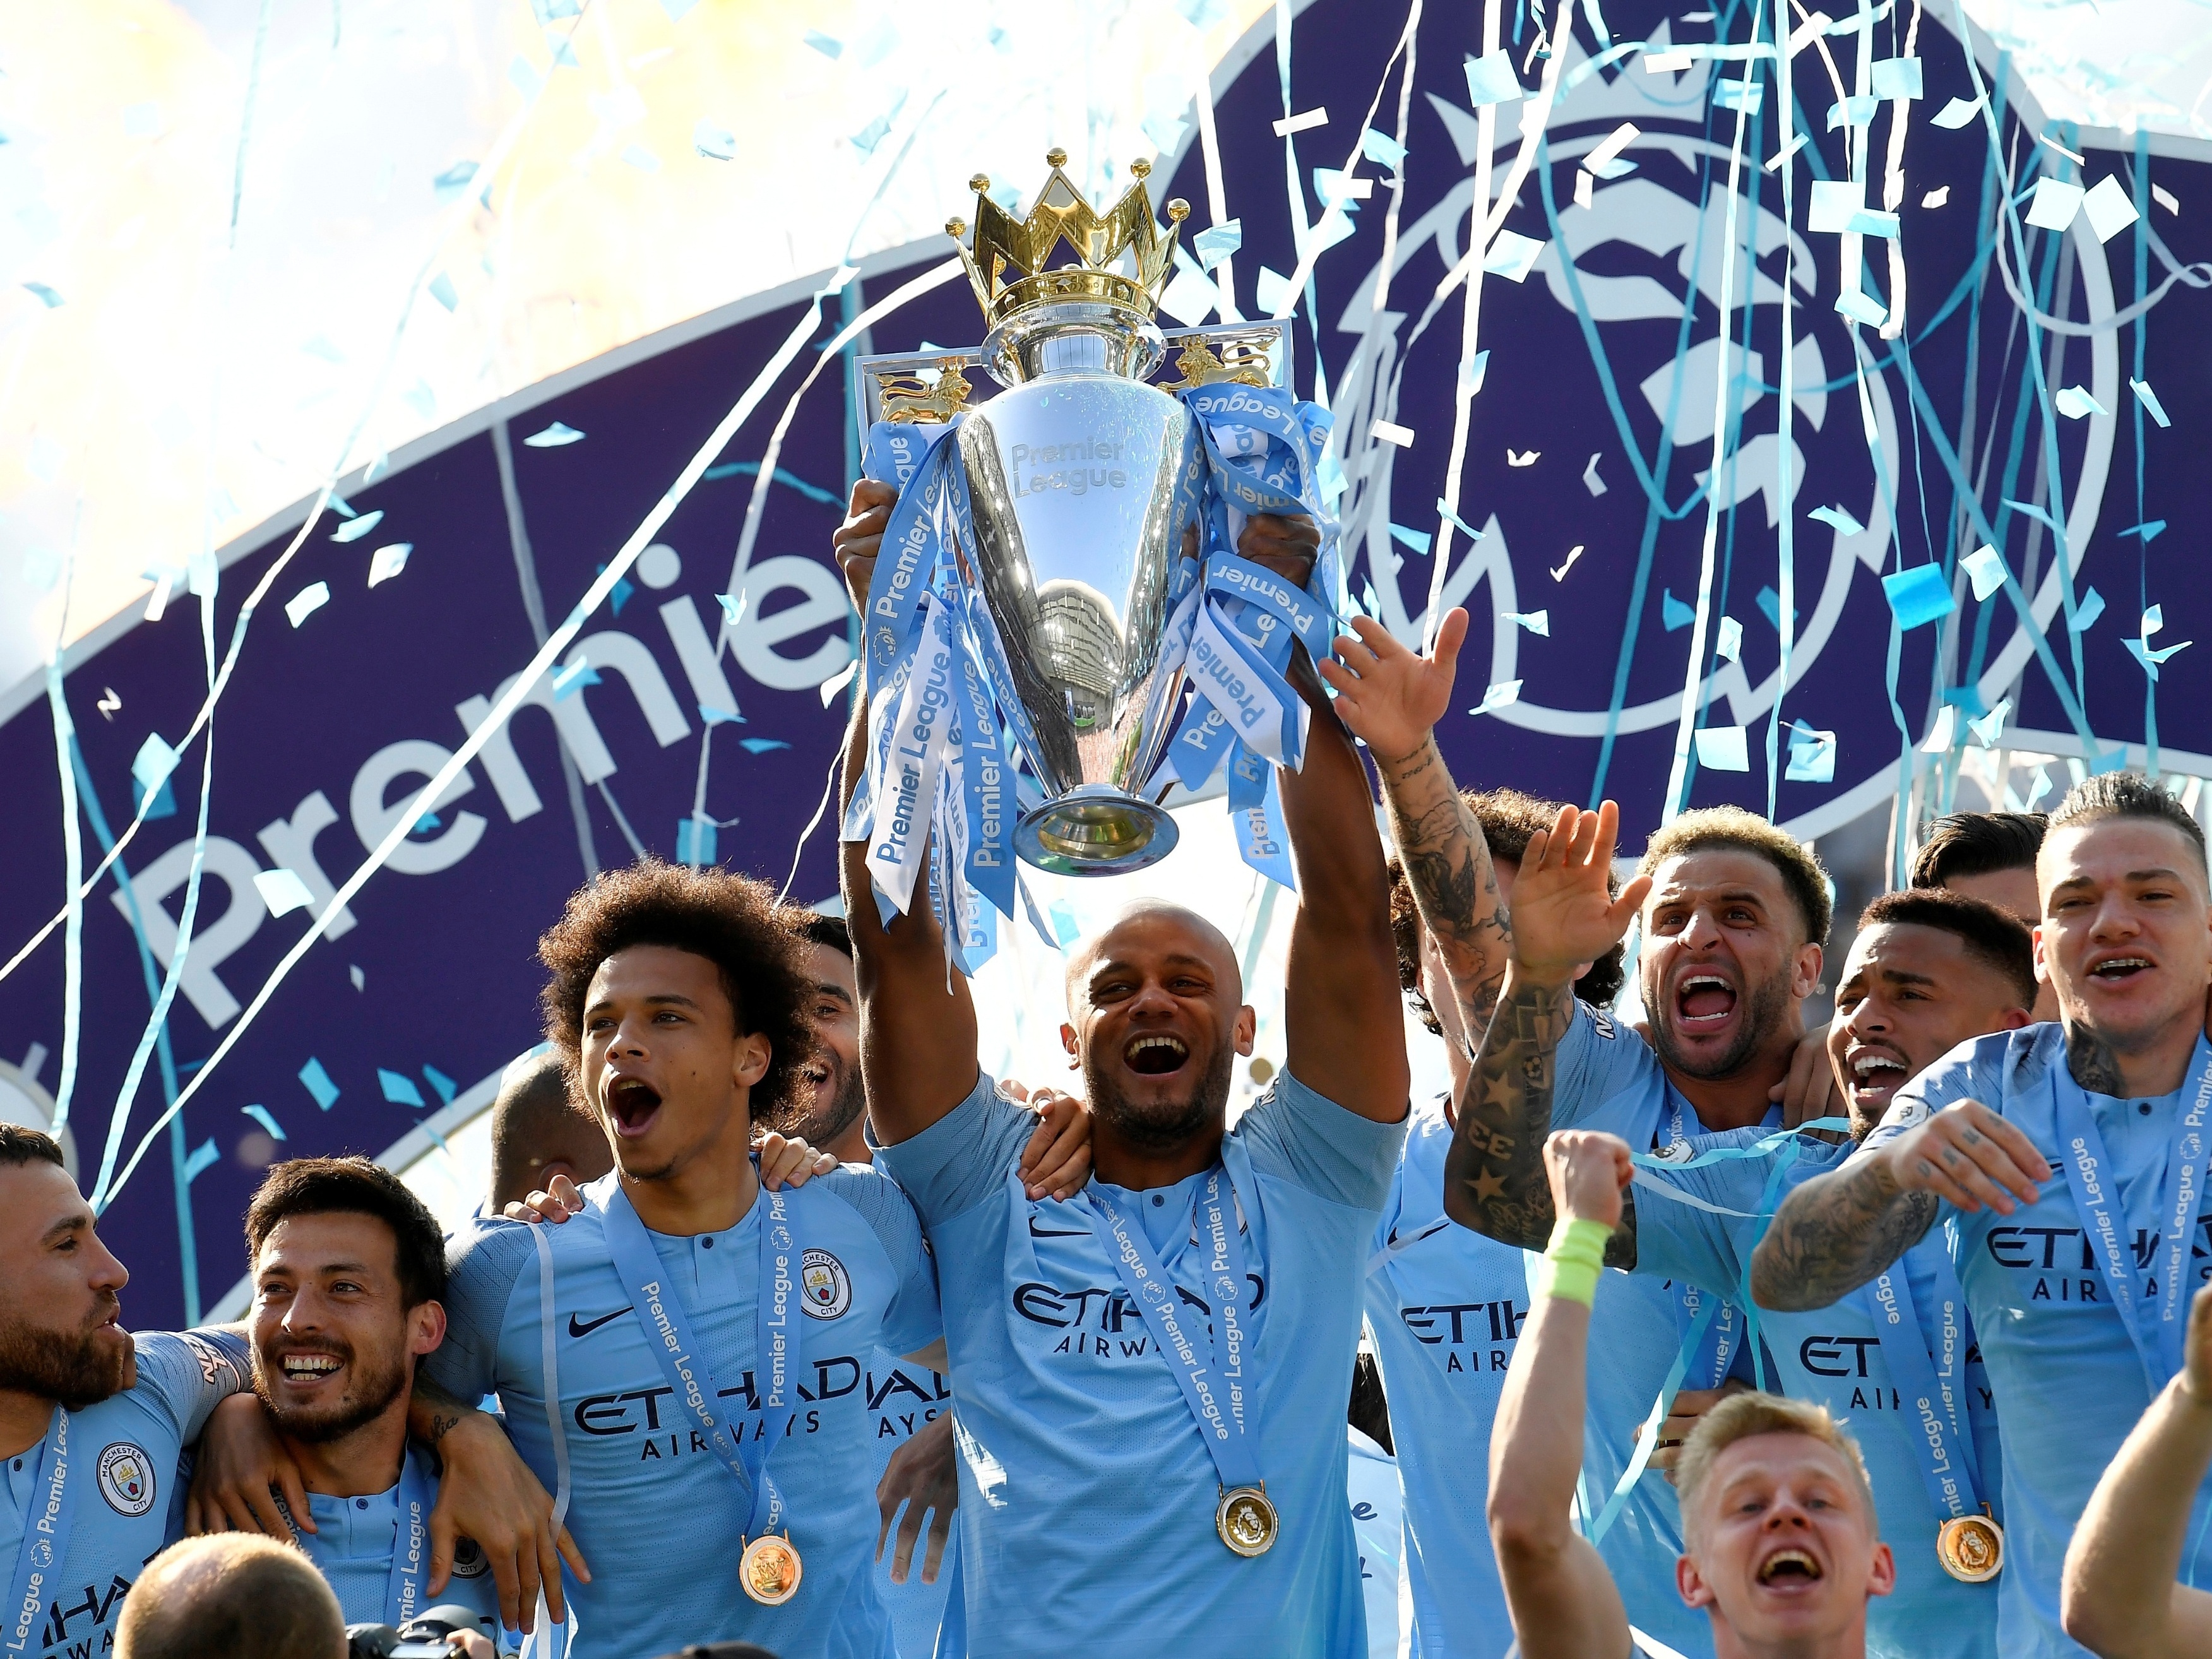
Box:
[1583,1115,1851,1542]
[5,1408,74,1658]
[383,1444,436,1629]
[1859,1247,1985,1521]
[1087,1161,1264,1492]
[600,1173,800,1538]
[2052,1036,2212,1394]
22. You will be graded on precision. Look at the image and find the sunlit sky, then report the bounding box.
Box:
[3,0,2204,696]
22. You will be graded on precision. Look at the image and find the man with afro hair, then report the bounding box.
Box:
[424,860,946,1659]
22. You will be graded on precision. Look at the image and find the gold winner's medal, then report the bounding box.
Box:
[1216,1485,1280,1558]
[739,1533,804,1605]
[1936,1513,2003,1583]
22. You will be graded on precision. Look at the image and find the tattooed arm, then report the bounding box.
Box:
[1749,1097,2051,1310]
[1320,609,1511,1045]
[1441,802,1651,1260]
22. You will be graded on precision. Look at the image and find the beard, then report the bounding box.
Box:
[0,1299,128,1410]
[1650,965,1797,1081]
[1085,1039,1235,1151]
[253,1340,412,1444]
[783,1062,867,1153]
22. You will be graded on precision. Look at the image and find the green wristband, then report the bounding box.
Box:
[1532,1215,1612,1307]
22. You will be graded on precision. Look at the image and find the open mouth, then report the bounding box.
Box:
[1757,1547,1824,1585]
[606,1075,663,1134]
[1848,1048,1910,1098]
[278,1351,345,1386]
[2089,955,2154,983]
[1675,973,1739,1029]
[1124,1033,1190,1077]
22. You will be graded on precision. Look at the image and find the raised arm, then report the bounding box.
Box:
[1489,1129,1639,1659]
[1317,607,1511,1049]
[1256,518,1408,1123]
[833,480,982,1145]
[1443,802,1648,1252]
[2063,1283,2212,1659]
[1748,1097,2048,1311]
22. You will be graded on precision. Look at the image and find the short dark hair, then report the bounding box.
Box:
[538,859,816,1119]
[1388,788,1626,1032]
[488,1050,610,1211]
[0,1125,64,1169]
[1855,888,2037,1008]
[244,1157,446,1310]
[1911,811,2047,888]
[1639,806,1834,946]
[789,908,852,958]
[117,1535,344,1659]
[2047,772,2209,870]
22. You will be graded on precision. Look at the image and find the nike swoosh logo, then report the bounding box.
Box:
[568,1307,633,1339]
[1028,1216,1090,1239]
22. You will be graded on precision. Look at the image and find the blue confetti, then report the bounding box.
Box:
[1662,589,1696,631]
[241,1104,287,1141]
[804,29,842,56]
[523,420,586,447]
[676,814,718,866]
[595,562,635,614]
[182,1138,220,1182]
[740,738,792,754]
[299,1057,341,1110]
[2130,378,2172,429]
[424,1065,458,1106]
[331,509,385,543]
[21,282,63,308]
[432,160,480,201]
[694,121,737,161]
[1882,564,1956,631]
[131,775,177,821]
[132,732,181,794]
[428,271,460,311]
[2120,520,2168,542]
[551,660,600,699]
[378,1068,426,1107]
[1389,523,1434,555]
[1192,222,1243,266]
[699,703,744,725]
[2068,587,2107,633]
[1756,586,1799,631]
[1360,128,1407,169]
[1808,503,1865,536]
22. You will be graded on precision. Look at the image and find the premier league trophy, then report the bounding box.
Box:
[847,150,1336,958]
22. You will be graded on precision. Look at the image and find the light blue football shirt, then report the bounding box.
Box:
[1634,1133,2003,1659]
[865,1352,957,1659]
[1855,1023,2212,1659]
[427,1167,942,1659]
[876,1069,1405,1658]
[1550,1001,1780,1659]
[1365,1093,1530,1658]
[290,1442,507,1650]
[0,1329,250,1659]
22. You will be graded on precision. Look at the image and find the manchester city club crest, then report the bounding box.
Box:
[800,1248,850,1320]
[98,1441,155,1517]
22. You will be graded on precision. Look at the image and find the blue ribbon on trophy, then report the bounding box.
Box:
[841,148,1341,964]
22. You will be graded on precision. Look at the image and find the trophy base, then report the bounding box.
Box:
[1015,786,1180,876]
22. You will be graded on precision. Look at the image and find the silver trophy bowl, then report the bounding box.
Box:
[951,300,1198,874]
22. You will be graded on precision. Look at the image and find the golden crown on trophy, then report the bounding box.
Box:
[949,150,1189,327]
